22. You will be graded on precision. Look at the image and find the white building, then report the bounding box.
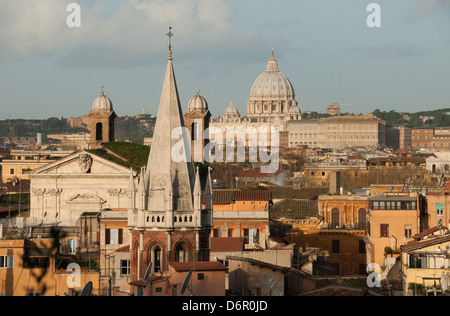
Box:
[28,150,136,227]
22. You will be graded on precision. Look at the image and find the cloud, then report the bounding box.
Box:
[0,0,279,68]
[405,0,450,23]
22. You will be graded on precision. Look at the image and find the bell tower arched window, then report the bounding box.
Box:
[96,122,103,141]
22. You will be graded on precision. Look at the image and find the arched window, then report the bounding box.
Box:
[96,122,103,141]
[357,208,367,229]
[191,122,198,141]
[175,243,189,263]
[150,245,162,273]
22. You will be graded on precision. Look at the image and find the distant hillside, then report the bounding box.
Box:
[0,115,155,144]
[372,108,450,127]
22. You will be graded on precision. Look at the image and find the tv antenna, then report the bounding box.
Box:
[142,262,152,283]
[180,270,194,296]
[80,281,93,296]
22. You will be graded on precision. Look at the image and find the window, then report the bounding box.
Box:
[332,240,340,254]
[380,224,389,238]
[0,255,14,269]
[152,246,162,273]
[176,244,189,262]
[96,122,103,141]
[68,239,77,254]
[106,229,123,245]
[436,203,444,216]
[248,228,259,245]
[357,208,367,229]
[359,240,366,254]
[24,257,49,269]
[120,260,130,275]
[191,122,198,141]
[405,225,412,239]
[198,273,205,280]
[10,168,14,175]
[331,208,340,229]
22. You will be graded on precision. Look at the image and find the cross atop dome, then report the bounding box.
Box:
[267,48,278,72]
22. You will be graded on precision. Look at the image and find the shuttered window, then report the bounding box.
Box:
[106,229,123,245]
[0,255,14,269]
[380,224,389,238]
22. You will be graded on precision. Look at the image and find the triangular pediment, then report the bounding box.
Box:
[31,150,132,175]
[184,109,211,119]
[67,194,106,204]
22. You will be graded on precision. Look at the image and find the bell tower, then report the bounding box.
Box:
[88,88,117,149]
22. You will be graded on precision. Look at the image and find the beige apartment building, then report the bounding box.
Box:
[366,192,424,267]
[288,114,386,150]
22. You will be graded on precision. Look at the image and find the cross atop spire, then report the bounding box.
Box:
[166,26,174,60]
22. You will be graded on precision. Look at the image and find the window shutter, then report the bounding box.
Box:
[106,229,110,245]
[380,224,389,237]
[118,229,123,244]
[7,255,14,269]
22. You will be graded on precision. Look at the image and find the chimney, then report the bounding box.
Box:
[330,171,341,195]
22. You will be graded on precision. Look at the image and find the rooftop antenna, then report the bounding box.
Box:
[80,281,93,296]
[180,270,193,296]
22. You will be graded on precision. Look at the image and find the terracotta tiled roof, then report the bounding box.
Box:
[211,238,244,252]
[115,245,130,253]
[210,190,235,204]
[413,226,447,240]
[168,261,227,272]
[207,189,272,204]
[232,190,272,201]
[401,234,450,251]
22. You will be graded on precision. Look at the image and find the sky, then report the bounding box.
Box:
[0,0,449,120]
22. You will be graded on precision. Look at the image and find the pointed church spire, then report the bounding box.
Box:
[145,28,196,212]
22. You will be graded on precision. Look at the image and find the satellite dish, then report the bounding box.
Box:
[180,270,193,296]
[80,281,93,296]
[143,262,152,282]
